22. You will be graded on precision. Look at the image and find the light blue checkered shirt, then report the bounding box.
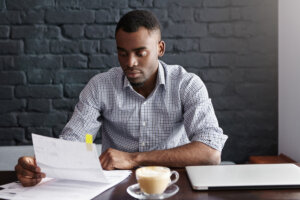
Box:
[60,60,228,152]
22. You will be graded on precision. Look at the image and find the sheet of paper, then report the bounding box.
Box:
[0,170,132,200]
[32,134,108,183]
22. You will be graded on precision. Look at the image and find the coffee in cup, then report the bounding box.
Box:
[136,166,179,195]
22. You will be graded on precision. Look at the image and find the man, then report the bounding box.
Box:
[15,10,228,187]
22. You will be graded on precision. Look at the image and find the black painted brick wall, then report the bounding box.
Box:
[0,0,278,163]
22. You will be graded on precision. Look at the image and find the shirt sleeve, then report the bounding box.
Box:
[181,74,228,152]
[59,77,101,142]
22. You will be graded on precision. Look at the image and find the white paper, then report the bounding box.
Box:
[32,133,108,183]
[0,170,132,200]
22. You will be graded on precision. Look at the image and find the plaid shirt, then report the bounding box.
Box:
[60,60,228,152]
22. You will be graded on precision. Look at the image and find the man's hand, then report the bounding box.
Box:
[99,148,138,170]
[15,156,46,187]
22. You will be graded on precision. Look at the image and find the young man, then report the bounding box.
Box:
[15,10,228,187]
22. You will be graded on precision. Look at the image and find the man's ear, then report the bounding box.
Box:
[158,40,165,57]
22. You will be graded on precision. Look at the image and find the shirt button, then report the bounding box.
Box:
[141,142,145,146]
[142,121,146,126]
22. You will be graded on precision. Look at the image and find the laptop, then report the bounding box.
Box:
[186,163,300,190]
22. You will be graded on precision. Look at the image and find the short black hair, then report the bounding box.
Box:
[115,10,161,36]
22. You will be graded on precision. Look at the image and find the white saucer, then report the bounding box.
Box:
[127,183,179,199]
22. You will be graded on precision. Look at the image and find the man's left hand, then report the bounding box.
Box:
[99,148,138,170]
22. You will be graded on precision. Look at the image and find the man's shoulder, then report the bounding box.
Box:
[89,67,123,85]
[160,60,202,84]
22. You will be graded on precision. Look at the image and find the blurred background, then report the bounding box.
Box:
[0,0,278,164]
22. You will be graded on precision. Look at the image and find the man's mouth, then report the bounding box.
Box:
[126,70,142,78]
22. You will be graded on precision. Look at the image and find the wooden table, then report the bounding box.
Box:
[2,165,300,200]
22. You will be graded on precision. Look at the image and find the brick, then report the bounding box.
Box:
[198,68,232,82]
[45,10,94,24]
[20,10,44,24]
[0,11,21,24]
[203,0,230,7]
[100,39,116,54]
[85,25,115,39]
[195,8,230,22]
[0,26,9,38]
[212,96,246,110]
[236,83,275,98]
[12,25,60,39]
[164,39,199,52]
[63,55,87,68]
[78,0,103,9]
[55,0,79,8]
[0,114,17,127]
[101,0,128,8]
[95,9,120,23]
[0,71,26,85]
[53,99,77,111]
[147,8,168,22]
[89,55,119,68]
[15,85,63,98]
[209,23,233,37]
[233,22,258,37]
[168,6,193,22]
[50,40,80,54]
[6,0,54,10]
[45,26,61,39]
[80,40,100,54]
[27,70,55,84]
[14,55,62,69]
[162,53,209,68]
[206,83,235,97]
[0,100,26,114]
[0,128,26,143]
[53,124,65,137]
[18,113,68,127]
[155,0,203,7]
[248,36,276,53]
[55,70,98,84]
[25,39,49,54]
[0,56,14,70]
[200,38,247,52]
[0,40,23,54]
[0,0,5,9]
[62,25,84,39]
[0,86,13,99]
[236,69,276,83]
[26,127,53,140]
[163,23,207,38]
[236,54,276,67]
[231,0,260,6]
[28,99,51,112]
[64,84,85,98]
[210,53,236,66]
[129,0,153,7]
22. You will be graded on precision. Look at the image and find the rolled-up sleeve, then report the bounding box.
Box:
[181,74,228,152]
[60,76,101,142]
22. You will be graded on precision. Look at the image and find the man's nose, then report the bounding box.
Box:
[127,55,138,68]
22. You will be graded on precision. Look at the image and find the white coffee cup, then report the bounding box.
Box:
[136,166,179,195]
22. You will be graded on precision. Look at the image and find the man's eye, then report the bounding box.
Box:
[137,51,147,57]
[118,52,127,57]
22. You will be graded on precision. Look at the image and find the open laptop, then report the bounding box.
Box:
[186,163,300,190]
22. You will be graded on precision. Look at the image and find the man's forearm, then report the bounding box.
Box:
[133,141,221,167]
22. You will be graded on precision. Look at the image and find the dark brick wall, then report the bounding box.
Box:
[0,0,277,163]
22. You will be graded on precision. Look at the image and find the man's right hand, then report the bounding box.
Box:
[15,156,46,187]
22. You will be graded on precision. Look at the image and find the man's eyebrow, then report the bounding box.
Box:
[117,46,147,52]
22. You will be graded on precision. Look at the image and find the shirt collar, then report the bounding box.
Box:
[123,60,165,89]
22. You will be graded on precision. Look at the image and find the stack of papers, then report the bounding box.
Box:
[0,134,132,200]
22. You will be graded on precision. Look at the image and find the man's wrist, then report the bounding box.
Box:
[131,152,143,167]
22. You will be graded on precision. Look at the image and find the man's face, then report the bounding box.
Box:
[116,27,165,88]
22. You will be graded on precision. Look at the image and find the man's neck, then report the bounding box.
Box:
[133,70,158,99]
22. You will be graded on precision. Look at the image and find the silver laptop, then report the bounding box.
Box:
[186,163,300,190]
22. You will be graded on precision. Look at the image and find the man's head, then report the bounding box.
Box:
[115,10,165,89]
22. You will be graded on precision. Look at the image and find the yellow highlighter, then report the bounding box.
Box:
[86,134,93,151]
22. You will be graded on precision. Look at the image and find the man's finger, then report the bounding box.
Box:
[19,157,38,172]
[17,174,42,187]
